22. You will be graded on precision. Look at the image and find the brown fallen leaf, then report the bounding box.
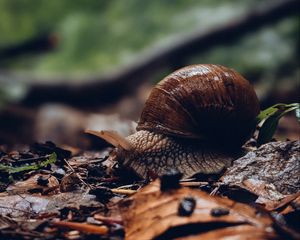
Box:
[174,225,275,240]
[119,180,277,240]
[60,173,82,192]
[6,174,59,195]
[53,221,108,235]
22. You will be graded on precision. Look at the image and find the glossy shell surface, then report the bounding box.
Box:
[137,64,260,147]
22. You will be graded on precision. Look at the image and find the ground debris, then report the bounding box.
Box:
[222,141,300,203]
[1,140,299,239]
[0,192,102,218]
[119,180,278,240]
[0,143,128,239]
[6,173,59,194]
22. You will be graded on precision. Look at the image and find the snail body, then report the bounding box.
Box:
[121,130,233,178]
[87,64,260,179]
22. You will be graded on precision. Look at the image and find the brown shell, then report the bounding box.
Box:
[137,64,260,147]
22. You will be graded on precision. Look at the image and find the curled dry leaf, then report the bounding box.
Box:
[6,174,59,194]
[119,180,277,240]
[221,141,300,208]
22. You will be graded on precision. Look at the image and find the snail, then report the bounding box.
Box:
[86,64,260,179]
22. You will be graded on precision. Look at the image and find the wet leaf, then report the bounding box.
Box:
[256,103,299,145]
[6,173,59,194]
[119,180,277,240]
[256,103,299,123]
[0,152,57,175]
[174,225,275,240]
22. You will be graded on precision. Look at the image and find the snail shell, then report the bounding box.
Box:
[87,64,260,179]
[138,64,259,147]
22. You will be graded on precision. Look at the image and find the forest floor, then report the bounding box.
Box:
[0,136,299,239]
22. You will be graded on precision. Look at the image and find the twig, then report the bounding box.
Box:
[93,214,123,225]
[63,159,91,190]
[116,184,141,189]
[111,188,137,195]
[210,185,221,196]
[52,221,109,235]
[180,181,209,187]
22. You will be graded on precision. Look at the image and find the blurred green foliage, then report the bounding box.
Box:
[0,0,298,87]
[196,17,299,73]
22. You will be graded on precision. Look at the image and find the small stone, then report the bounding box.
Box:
[210,207,230,217]
[37,176,49,186]
[87,164,107,178]
[55,168,66,176]
[89,187,114,203]
[178,196,196,216]
[160,168,182,191]
[53,168,66,179]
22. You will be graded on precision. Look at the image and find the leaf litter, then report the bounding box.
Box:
[0,139,299,239]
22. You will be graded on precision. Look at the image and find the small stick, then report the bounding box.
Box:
[116,184,140,189]
[180,181,208,187]
[111,188,137,195]
[64,159,91,189]
[210,185,220,196]
[93,214,123,225]
[53,221,108,235]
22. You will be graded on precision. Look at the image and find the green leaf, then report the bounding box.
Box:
[257,103,300,145]
[0,152,57,175]
[257,116,279,146]
[256,103,299,124]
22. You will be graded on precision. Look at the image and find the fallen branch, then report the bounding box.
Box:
[0,32,57,59]
[3,0,299,108]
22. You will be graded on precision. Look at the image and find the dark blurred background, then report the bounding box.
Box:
[0,0,299,147]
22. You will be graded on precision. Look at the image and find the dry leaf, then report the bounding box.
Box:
[60,173,82,192]
[6,174,59,194]
[174,225,275,240]
[119,180,277,240]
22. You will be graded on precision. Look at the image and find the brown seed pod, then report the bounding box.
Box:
[86,64,260,179]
